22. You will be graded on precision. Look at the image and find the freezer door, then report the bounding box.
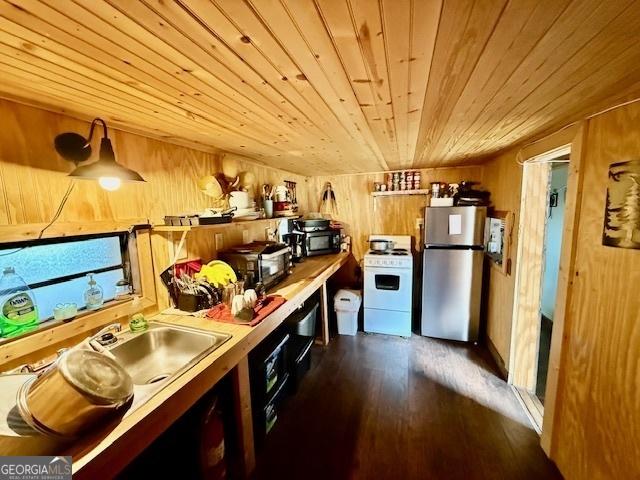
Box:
[420,248,483,341]
[424,206,486,246]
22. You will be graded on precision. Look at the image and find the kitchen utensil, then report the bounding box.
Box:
[262,184,273,200]
[229,191,250,210]
[164,215,199,226]
[238,171,256,190]
[243,289,258,308]
[194,260,237,287]
[53,303,77,322]
[114,279,131,300]
[19,349,133,438]
[369,239,394,251]
[197,175,224,201]
[197,216,233,225]
[234,280,245,296]
[264,199,274,218]
[430,197,454,207]
[273,185,289,202]
[222,284,236,309]
[319,182,338,217]
[284,180,298,212]
[274,201,294,217]
[295,218,330,232]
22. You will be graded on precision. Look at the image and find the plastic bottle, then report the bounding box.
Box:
[84,273,104,310]
[0,267,39,338]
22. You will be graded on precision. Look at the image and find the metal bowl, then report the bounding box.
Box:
[20,349,133,438]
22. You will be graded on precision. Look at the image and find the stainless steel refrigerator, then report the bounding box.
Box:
[421,206,486,342]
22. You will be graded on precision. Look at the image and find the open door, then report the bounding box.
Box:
[509,146,573,432]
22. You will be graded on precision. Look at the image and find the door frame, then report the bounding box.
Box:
[508,124,586,455]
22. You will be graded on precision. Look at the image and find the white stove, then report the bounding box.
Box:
[364,235,413,337]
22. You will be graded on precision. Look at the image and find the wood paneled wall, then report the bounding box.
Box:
[550,102,640,479]
[0,98,309,368]
[482,104,640,478]
[481,152,524,369]
[307,166,485,262]
[0,99,309,227]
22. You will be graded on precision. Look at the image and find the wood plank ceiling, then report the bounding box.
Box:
[1,0,640,175]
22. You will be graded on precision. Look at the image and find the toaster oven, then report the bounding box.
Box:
[219,242,291,290]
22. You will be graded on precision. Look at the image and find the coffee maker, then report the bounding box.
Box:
[284,231,305,263]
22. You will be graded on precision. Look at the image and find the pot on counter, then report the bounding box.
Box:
[17,349,133,438]
[295,218,330,233]
[369,239,394,252]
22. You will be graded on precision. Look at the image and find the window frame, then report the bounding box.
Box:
[0,232,136,324]
[0,227,156,369]
[2,232,128,288]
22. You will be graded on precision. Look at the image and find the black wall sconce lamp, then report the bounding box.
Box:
[54,118,145,191]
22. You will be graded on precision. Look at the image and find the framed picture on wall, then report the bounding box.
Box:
[603,159,640,249]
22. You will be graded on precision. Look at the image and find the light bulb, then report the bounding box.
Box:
[98,176,122,191]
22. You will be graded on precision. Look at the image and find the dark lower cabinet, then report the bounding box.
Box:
[250,289,320,446]
[117,377,234,480]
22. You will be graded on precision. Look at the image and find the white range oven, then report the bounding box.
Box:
[363,235,413,337]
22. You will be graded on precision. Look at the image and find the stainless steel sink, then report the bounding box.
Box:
[109,322,231,386]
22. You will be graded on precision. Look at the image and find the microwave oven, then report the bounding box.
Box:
[303,229,341,257]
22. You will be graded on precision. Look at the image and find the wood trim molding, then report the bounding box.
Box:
[512,386,543,434]
[487,335,508,380]
[508,160,552,389]
[540,123,588,456]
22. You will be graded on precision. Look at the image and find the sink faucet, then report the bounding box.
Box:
[84,323,122,358]
[90,323,122,343]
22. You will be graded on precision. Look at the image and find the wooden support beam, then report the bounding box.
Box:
[231,356,255,479]
[320,282,330,346]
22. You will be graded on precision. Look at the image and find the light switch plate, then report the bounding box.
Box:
[215,233,224,251]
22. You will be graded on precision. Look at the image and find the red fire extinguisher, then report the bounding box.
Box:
[199,394,227,480]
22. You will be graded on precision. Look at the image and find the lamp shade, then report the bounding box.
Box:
[68,138,145,182]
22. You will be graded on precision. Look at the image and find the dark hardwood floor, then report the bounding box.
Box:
[252,333,561,480]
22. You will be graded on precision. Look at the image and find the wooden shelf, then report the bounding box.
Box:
[152,216,299,232]
[370,189,430,197]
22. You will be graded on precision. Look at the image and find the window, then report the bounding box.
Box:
[0,233,134,325]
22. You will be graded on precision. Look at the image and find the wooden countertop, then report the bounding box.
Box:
[70,252,351,478]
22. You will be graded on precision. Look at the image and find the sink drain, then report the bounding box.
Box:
[145,373,170,384]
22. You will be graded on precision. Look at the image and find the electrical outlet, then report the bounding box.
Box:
[242,229,249,244]
[415,217,424,229]
[215,233,224,251]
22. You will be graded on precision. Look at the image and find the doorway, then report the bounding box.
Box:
[508,145,572,431]
[536,163,569,404]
